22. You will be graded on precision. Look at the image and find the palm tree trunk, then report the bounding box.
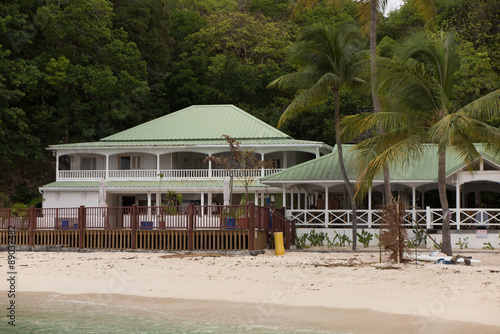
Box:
[334,89,358,250]
[370,0,392,204]
[438,149,452,255]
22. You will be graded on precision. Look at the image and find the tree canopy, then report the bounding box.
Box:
[0,0,499,204]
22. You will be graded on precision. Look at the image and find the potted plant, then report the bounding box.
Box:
[159,191,183,229]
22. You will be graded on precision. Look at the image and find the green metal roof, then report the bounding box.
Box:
[40,180,270,189]
[102,105,290,142]
[261,144,500,183]
[50,138,331,150]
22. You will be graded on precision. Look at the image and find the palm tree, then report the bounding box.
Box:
[341,30,500,255]
[290,0,436,205]
[268,23,365,250]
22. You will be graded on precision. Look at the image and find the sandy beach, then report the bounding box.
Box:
[2,249,500,333]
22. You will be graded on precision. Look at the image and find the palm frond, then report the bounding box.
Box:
[277,73,337,128]
[459,88,500,122]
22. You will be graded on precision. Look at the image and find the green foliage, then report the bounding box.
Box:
[482,242,494,250]
[162,190,183,215]
[188,11,294,65]
[455,237,469,249]
[411,226,426,247]
[306,229,326,247]
[333,231,352,247]
[296,233,308,248]
[356,229,373,248]
[433,242,443,250]
[248,0,289,19]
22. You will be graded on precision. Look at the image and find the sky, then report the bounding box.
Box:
[385,0,405,14]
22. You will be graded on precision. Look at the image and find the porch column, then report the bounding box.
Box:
[261,151,265,177]
[324,186,329,227]
[290,187,294,210]
[421,187,425,208]
[147,192,152,221]
[297,190,301,210]
[283,152,288,169]
[261,193,265,207]
[56,151,60,181]
[368,189,372,228]
[208,192,212,205]
[156,152,160,177]
[156,192,161,207]
[208,150,212,178]
[201,192,205,215]
[105,153,109,179]
[412,186,417,225]
[282,186,287,209]
[456,183,461,230]
[315,147,320,158]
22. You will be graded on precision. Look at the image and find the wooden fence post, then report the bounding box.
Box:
[284,219,291,250]
[79,206,85,249]
[188,203,194,251]
[291,220,296,246]
[249,202,255,250]
[29,206,35,246]
[131,204,137,250]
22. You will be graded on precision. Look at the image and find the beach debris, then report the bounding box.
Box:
[159,253,234,259]
[380,199,409,263]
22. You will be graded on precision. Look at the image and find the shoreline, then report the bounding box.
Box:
[2,249,499,332]
[6,291,500,334]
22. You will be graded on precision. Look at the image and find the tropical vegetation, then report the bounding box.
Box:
[0,0,499,218]
[341,30,500,255]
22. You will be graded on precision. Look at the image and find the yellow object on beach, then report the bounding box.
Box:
[274,232,285,256]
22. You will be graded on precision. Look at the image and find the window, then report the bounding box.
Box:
[81,157,96,170]
[120,156,142,170]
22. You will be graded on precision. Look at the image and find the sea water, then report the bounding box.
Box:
[1,297,343,334]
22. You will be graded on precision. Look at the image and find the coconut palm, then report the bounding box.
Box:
[341,30,500,255]
[290,0,436,205]
[268,23,365,249]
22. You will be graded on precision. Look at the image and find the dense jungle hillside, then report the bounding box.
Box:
[0,0,499,205]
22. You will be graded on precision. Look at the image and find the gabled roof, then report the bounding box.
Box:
[261,144,500,183]
[49,105,332,153]
[102,105,290,142]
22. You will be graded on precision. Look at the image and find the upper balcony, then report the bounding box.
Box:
[57,168,284,181]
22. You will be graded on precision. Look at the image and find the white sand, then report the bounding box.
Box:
[2,249,500,333]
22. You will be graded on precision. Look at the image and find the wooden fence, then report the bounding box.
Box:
[0,203,295,251]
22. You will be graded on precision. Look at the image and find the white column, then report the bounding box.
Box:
[297,190,301,210]
[105,154,109,179]
[316,147,320,158]
[208,150,212,178]
[261,151,265,177]
[208,192,212,205]
[290,187,294,210]
[283,152,288,169]
[254,192,258,205]
[324,186,329,227]
[56,152,60,181]
[412,186,417,225]
[156,152,160,176]
[201,192,205,215]
[147,192,152,220]
[456,183,461,230]
[282,186,287,209]
[368,189,372,227]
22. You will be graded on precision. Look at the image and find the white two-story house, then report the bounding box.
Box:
[40,105,332,209]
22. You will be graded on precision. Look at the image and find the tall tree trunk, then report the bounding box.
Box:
[438,149,452,255]
[334,89,358,250]
[370,0,392,204]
